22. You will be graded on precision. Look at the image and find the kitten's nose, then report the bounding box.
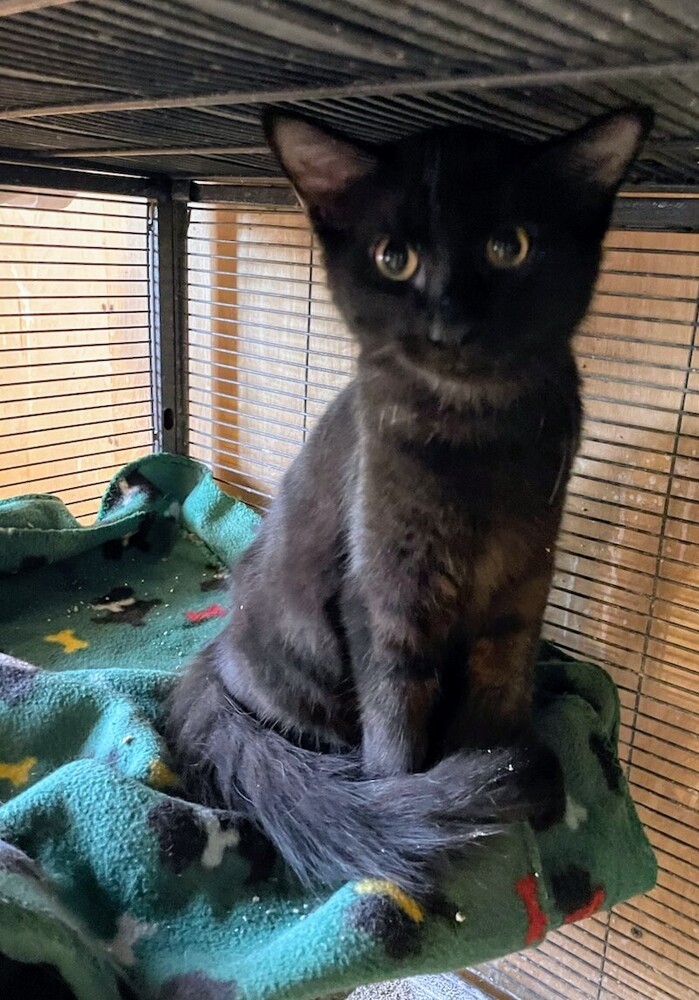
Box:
[428,314,474,346]
[438,292,459,321]
[428,293,475,346]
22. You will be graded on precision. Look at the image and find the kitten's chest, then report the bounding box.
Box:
[437,445,564,594]
[420,503,549,611]
[361,436,566,622]
[412,432,567,520]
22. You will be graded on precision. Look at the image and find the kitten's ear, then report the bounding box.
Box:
[548,106,654,195]
[264,114,378,215]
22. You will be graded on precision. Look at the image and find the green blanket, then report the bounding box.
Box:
[0,454,657,1000]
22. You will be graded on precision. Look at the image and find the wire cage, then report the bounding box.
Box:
[1,3,698,999]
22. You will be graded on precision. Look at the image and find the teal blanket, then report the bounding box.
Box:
[0,454,657,1000]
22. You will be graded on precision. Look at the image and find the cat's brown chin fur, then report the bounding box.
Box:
[361,340,528,412]
[358,351,533,451]
[400,353,526,412]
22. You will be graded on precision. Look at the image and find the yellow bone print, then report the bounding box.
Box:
[44,629,89,654]
[0,756,37,788]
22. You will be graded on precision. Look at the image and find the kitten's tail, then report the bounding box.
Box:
[167,656,555,898]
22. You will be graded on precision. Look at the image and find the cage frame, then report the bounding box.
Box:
[4,159,697,472]
[2,111,699,1000]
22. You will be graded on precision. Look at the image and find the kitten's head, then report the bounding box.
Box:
[265,108,652,384]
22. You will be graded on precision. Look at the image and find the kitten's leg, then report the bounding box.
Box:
[343,591,441,777]
[445,574,551,751]
[357,647,439,777]
[460,619,566,833]
[462,621,539,745]
[442,574,565,830]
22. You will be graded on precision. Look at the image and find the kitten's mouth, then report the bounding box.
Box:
[401,331,513,381]
[427,319,476,348]
[397,344,525,409]
[427,334,471,350]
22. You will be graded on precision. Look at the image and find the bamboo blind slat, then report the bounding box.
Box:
[0,189,156,522]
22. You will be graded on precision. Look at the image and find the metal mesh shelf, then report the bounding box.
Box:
[0,1,697,187]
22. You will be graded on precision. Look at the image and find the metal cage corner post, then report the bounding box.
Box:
[151,180,191,457]
[0,164,168,517]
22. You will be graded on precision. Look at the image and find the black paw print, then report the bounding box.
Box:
[347,892,423,960]
[589,733,623,793]
[148,801,208,875]
[91,585,162,627]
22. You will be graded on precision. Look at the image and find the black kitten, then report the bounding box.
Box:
[167,107,652,897]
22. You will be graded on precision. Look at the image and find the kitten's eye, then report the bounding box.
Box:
[485,226,530,269]
[374,237,419,281]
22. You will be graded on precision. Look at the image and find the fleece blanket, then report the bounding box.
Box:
[0,454,657,1000]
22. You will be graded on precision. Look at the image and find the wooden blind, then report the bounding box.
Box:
[481,229,699,1000]
[0,188,156,522]
[187,207,699,1000]
[187,205,356,509]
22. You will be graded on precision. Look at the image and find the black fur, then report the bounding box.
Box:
[167,107,652,896]
[168,649,552,894]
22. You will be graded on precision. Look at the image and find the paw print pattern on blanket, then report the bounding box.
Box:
[0,456,658,1000]
[148,801,240,874]
[349,881,425,960]
[102,471,163,515]
[200,564,229,593]
[148,801,209,874]
[236,821,279,884]
[552,864,607,924]
[90,586,162,627]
